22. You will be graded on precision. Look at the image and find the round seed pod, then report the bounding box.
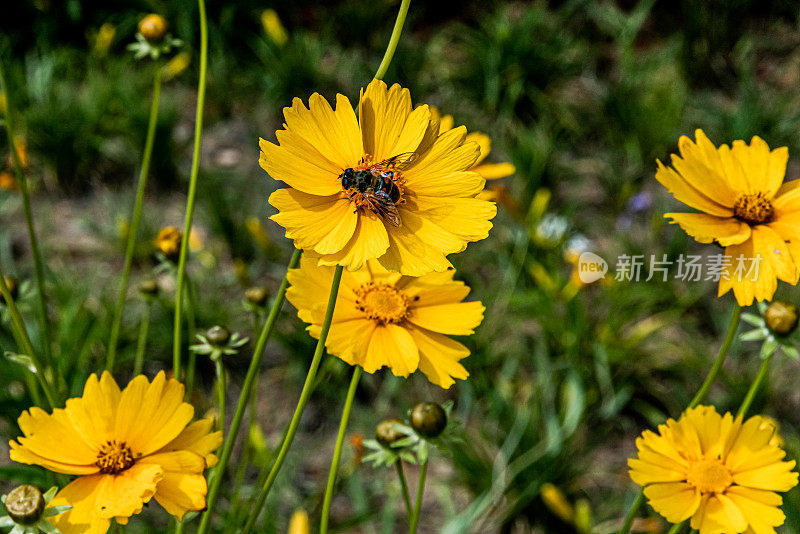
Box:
[139,14,168,42]
[245,287,269,307]
[410,402,447,439]
[375,419,405,447]
[4,485,45,525]
[206,325,231,346]
[765,301,799,337]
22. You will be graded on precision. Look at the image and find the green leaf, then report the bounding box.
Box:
[739,329,768,342]
[4,352,36,373]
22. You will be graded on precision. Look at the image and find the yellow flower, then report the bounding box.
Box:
[261,79,496,276]
[94,23,116,56]
[0,171,18,192]
[163,52,190,82]
[656,130,800,305]
[432,108,516,181]
[155,226,182,261]
[286,255,484,388]
[628,405,798,534]
[9,372,222,534]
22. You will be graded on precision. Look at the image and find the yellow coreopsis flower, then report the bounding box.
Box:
[656,130,800,305]
[628,405,798,534]
[432,107,516,181]
[155,226,182,261]
[286,255,484,388]
[261,79,496,276]
[9,372,222,534]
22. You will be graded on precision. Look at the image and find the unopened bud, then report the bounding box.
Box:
[138,14,168,42]
[375,419,405,447]
[139,279,159,296]
[765,301,799,336]
[1,275,18,303]
[155,226,182,261]
[4,485,44,525]
[206,326,231,346]
[410,402,447,439]
[245,287,269,307]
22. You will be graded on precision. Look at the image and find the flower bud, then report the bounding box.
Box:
[410,402,447,439]
[245,287,269,307]
[4,485,45,525]
[155,226,182,262]
[375,419,405,447]
[1,275,19,303]
[138,14,168,42]
[206,326,231,346]
[139,278,159,296]
[764,301,799,337]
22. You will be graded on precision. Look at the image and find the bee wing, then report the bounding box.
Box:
[375,152,418,171]
[369,191,402,227]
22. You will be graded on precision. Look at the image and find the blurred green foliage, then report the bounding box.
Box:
[3,0,800,532]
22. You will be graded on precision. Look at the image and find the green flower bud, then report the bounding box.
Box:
[4,485,45,525]
[410,402,447,439]
[139,278,159,296]
[245,287,269,307]
[206,325,231,346]
[765,301,799,337]
[375,419,405,447]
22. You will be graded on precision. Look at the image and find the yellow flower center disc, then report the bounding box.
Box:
[686,458,733,493]
[354,282,409,324]
[733,192,774,225]
[96,440,136,474]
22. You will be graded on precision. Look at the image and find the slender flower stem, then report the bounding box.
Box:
[688,304,742,408]
[196,248,302,534]
[241,264,345,534]
[320,365,363,534]
[373,0,411,81]
[395,460,413,521]
[132,302,152,376]
[183,276,198,398]
[617,303,742,534]
[107,67,162,372]
[737,352,774,418]
[214,358,226,433]
[172,0,208,379]
[666,522,683,534]
[0,267,56,408]
[408,445,428,534]
[0,55,53,369]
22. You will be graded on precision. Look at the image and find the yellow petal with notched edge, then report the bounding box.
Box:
[665,212,751,246]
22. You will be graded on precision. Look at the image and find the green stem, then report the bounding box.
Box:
[0,266,56,408]
[616,491,645,534]
[737,352,774,418]
[408,445,428,534]
[184,275,198,398]
[214,357,226,433]
[0,55,53,370]
[196,248,302,534]
[373,0,412,81]
[240,263,344,534]
[666,522,683,534]
[320,365,363,534]
[172,0,208,379]
[395,460,413,521]
[107,67,162,372]
[617,303,742,534]
[688,304,742,408]
[132,302,151,376]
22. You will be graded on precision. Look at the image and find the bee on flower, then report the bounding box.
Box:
[286,255,484,388]
[9,372,222,534]
[261,79,496,276]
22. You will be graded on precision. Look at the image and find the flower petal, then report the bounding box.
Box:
[155,419,222,469]
[359,80,425,162]
[655,159,732,217]
[642,482,701,523]
[269,188,357,255]
[726,486,787,534]
[665,213,751,246]
[259,135,342,196]
[378,224,453,276]
[316,211,389,270]
[404,127,483,198]
[406,325,470,389]
[141,451,208,520]
[48,476,112,534]
[363,324,419,377]
[407,301,484,336]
